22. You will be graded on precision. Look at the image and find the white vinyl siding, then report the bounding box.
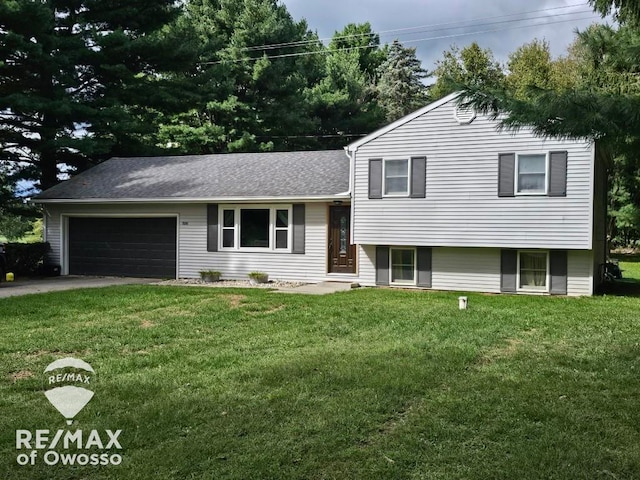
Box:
[356,246,593,296]
[567,250,593,296]
[43,203,337,283]
[42,205,595,295]
[351,99,594,250]
[432,248,502,293]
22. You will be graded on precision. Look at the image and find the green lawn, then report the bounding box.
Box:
[1,269,640,479]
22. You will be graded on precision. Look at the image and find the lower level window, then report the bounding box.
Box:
[518,251,548,290]
[390,248,416,284]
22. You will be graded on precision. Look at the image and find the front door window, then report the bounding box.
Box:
[329,206,356,274]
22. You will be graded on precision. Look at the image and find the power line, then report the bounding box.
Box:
[242,2,593,52]
[255,133,368,139]
[201,13,600,65]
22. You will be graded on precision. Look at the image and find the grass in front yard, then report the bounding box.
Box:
[1,284,639,479]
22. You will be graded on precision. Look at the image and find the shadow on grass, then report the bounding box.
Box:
[612,253,640,263]
[599,278,640,296]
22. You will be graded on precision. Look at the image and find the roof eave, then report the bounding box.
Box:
[32,193,352,205]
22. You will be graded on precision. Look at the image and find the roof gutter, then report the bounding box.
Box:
[32,194,352,205]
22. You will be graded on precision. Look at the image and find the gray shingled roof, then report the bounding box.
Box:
[36,150,350,200]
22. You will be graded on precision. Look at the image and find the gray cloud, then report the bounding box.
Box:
[282,0,607,70]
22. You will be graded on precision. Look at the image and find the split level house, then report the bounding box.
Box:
[35,92,607,296]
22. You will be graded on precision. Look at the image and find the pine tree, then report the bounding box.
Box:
[377,40,429,122]
[0,0,194,190]
[306,24,387,149]
[590,0,640,24]
[159,0,325,153]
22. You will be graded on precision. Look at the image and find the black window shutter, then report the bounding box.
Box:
[416,247,432,287]
[549,151,568,197]
[498,153,515,197]
[207,204,218,252]
[410,156,427,198]
[369,159,383,199]
[376,246,390,286]
[500,249,517,292]
[549,250,568,295]
[292,204,305,254]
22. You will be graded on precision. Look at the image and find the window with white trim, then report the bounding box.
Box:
[220,205,291,251]
[384,159,409,195]
[518,251,549,291]
[390,247,416,285]
[516,153,547,194]
[274,209,289,249]
[222,209,235,248]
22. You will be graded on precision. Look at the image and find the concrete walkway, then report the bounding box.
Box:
[0,276,158,299]
[0,277,359,299]
[275,281,359,295]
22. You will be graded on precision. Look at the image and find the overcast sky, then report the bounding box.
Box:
[281,0,608,71]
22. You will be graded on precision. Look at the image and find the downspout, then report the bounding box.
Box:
[344,146,356,245]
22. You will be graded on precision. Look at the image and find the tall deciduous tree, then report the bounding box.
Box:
[462,24,640,152]
[0,0,194,190]
[328,22,387,79]
[430,42,504,100]
[506,40,554,99]
[377,40,429,122]
[461,0,640,147]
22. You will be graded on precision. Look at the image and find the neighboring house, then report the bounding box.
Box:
[35,92,607,295]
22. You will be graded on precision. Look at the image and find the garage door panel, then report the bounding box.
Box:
[71,246,176,260]
[68,217,176,278]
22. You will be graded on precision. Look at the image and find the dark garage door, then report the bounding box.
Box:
[69,217,177,278]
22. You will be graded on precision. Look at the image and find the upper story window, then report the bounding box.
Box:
[498,151,567,198]
[369,157,426,199]
[220,205,291,252]
[517,154,547,195]
[384,159,409,195]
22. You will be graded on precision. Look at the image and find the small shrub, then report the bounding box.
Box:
[199,270,222,282]
[5,242,50,275]
[247,271,269,284]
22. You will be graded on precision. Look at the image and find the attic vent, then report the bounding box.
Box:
[454,104,476,124]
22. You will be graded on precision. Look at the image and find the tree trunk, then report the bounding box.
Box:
[39,148,58,191]
[39,112,59,191]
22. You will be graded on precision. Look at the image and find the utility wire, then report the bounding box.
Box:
[242,2,593,52]
[202,13,600,65]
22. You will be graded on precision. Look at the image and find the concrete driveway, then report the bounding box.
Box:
[0,276,158,298]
